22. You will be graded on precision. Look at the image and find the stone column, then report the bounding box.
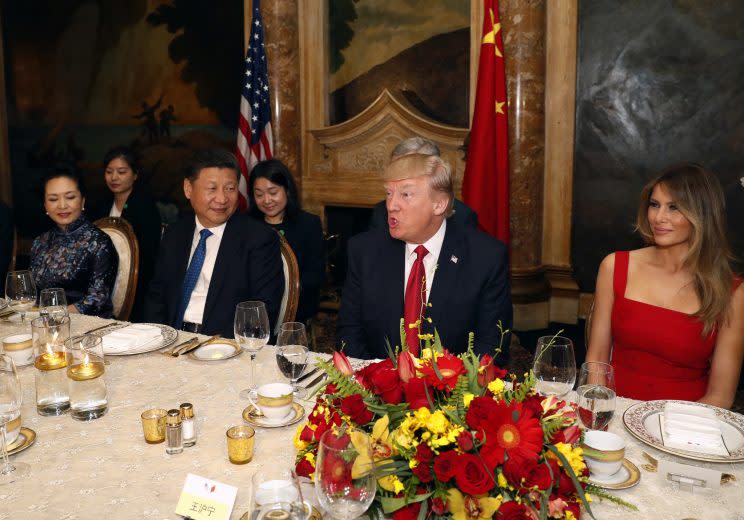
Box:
[501,0,549,329]
[260,0,302,184]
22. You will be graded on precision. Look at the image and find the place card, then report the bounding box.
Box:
[175,473,238,520]
[658,459,722,492]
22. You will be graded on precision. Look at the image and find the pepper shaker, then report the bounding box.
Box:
[165,408,183,454]
[180,402,197,447]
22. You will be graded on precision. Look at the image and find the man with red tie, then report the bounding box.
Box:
[336,151,512,362]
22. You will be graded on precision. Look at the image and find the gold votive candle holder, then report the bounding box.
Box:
[141,408,168,444]
[226,425,255,464]
[31,316,71,416]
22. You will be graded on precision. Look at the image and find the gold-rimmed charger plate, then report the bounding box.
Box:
[239,504,322,520]
[588,458,640,490]
[188,339,243,361]
[6,427,36,456]
[243,402,306,429]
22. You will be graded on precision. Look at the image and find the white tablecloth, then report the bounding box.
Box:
[1,315,743,519]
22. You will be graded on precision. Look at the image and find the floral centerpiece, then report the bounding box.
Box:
[294,326,629,519]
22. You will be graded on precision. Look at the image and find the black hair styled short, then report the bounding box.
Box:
[247,159,300,221]
[40,162,87,199]
[103,145,142,177]
[185,149,239,182]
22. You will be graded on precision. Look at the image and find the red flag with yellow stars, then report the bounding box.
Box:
[462,0,510,245]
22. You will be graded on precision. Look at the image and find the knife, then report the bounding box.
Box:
[83,322,120,334]
[302,372,327,390]
[174,335,221,356]
[296,367,321,384]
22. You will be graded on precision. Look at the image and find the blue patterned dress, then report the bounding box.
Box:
[30,216,118,317]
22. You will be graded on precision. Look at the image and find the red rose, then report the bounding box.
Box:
[392,502,421,520]
[433,450,459,482]
[521,394,544,420]
[299,425,315,443]
[340,394,374,425]
[403,377,431,410]
[431,497,448,515]
[415,443,434,463]
[497,501,530,519]
[504,458,553,493]
[457,431,474,452]
[455,453,495,495]
[324,383,339,395]
[465,396,500,430]
[295,457,315,478]
[355,359,393,390]
[412,461,433,483]
[371,366,403,404]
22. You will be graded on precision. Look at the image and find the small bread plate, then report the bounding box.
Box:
[188,338,242,361]
[588,458,640,490]
[243,403,306,429]
[6,427,36,456]
[623,400,744,463]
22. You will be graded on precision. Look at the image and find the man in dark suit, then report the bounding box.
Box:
[145,149,284,337]
[368,136,478,231]
[337,152,512,362]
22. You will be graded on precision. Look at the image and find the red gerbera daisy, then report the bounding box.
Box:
[419,351,467,391]
[479,401,544,468]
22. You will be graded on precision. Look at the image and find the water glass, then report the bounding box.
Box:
[577,361,616,431]
[251,464,310,520]
[66,335,108,421]
[0,353,30,485]
[39,288,68,321]
[532,335,576,397]
[276,322,309,398]
[5,270,36,322]
[315,428,376,520]
[234,301,270,399]
[32,315,71,416]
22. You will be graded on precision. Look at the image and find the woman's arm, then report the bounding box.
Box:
[699,283,744,409]
[74,235,118,317]
[585,253,616,364]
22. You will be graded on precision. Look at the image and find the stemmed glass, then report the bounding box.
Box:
[234,301,270,400]
[39,288,68,322]
[0,353,30,485]
[276,322,309,399]
[532,335,576,397]
[576,361,616,431]
[315,428,376,520]
[251,462,310,520]
[5,271,36,322]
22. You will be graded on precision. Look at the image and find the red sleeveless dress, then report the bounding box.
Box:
[610,251,716,401]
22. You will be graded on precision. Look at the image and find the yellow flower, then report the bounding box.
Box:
[425,410,450,434]
[447,489,503,520]
[350,415,399,492]
[463,392,475,408]
[547,443,586,476]
[497,472,508,489]
[565,511,577,520]
[487,378,505,397]
[390,475,405,494]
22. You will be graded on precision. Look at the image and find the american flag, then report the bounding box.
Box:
[236,0,273,210]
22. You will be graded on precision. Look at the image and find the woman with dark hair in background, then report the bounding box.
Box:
[586,163,744,408]
[30,165,118,317]
[248,159,324,324]
[90,146,161,321]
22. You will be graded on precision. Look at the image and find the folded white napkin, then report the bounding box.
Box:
[102,324,162,353]
[661,402,728,456]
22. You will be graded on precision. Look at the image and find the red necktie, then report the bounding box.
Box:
[404,245,429,355]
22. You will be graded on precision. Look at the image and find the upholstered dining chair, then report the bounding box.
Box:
[275,233,300,336]
[94,217,139,321]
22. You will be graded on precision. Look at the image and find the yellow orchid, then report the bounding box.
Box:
[350,415,399,492]
[447,489,503,520]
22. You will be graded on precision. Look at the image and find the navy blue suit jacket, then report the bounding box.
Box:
[145,213,284,337]
[336,221,512,364]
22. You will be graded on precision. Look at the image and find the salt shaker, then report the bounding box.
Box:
[166,408,183,454]
[180,402,197,447]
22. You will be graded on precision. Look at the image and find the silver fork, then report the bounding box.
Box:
[161,337,198,357]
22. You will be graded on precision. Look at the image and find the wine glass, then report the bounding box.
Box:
[39,288,68,322]
[276,322,309,398]
[315,428,376,520]
[5,271,36,322]
[0,353,30,485]
[234,301,270,399]
[577,361,616,431]
[532,335,576,397]
[251,462,310,520]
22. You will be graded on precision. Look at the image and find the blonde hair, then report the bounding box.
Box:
[382,153,454,217]
[636,163,734,334]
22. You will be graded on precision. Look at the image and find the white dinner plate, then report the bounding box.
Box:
[188,339,242,361]
[623,400,744,463]
[93,323,178,356]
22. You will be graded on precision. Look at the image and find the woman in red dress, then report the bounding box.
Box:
[586,163,744,408]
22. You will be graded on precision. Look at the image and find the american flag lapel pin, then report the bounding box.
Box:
[450,255,458,264]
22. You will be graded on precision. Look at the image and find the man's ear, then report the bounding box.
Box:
[183,178,192,200]
[432,193,449,217]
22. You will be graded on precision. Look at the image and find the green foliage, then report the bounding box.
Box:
[586,485,638,511]
[504,370,536,404]
[541,418,565,444]
[316,359,371,399]
[445,375,471,423]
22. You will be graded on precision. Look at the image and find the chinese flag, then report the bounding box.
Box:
[462,0,510,245]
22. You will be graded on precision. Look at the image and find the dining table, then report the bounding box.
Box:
[2,314,743,520]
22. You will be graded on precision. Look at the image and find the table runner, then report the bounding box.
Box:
[1,315,742,519]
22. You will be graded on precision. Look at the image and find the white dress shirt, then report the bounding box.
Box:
[403,220,446,302]
[109,202,122,217]
[182,217,227,324]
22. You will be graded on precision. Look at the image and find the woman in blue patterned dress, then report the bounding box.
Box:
[30,166,118,317]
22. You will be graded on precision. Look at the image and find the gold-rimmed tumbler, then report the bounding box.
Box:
[32,315,71,416]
